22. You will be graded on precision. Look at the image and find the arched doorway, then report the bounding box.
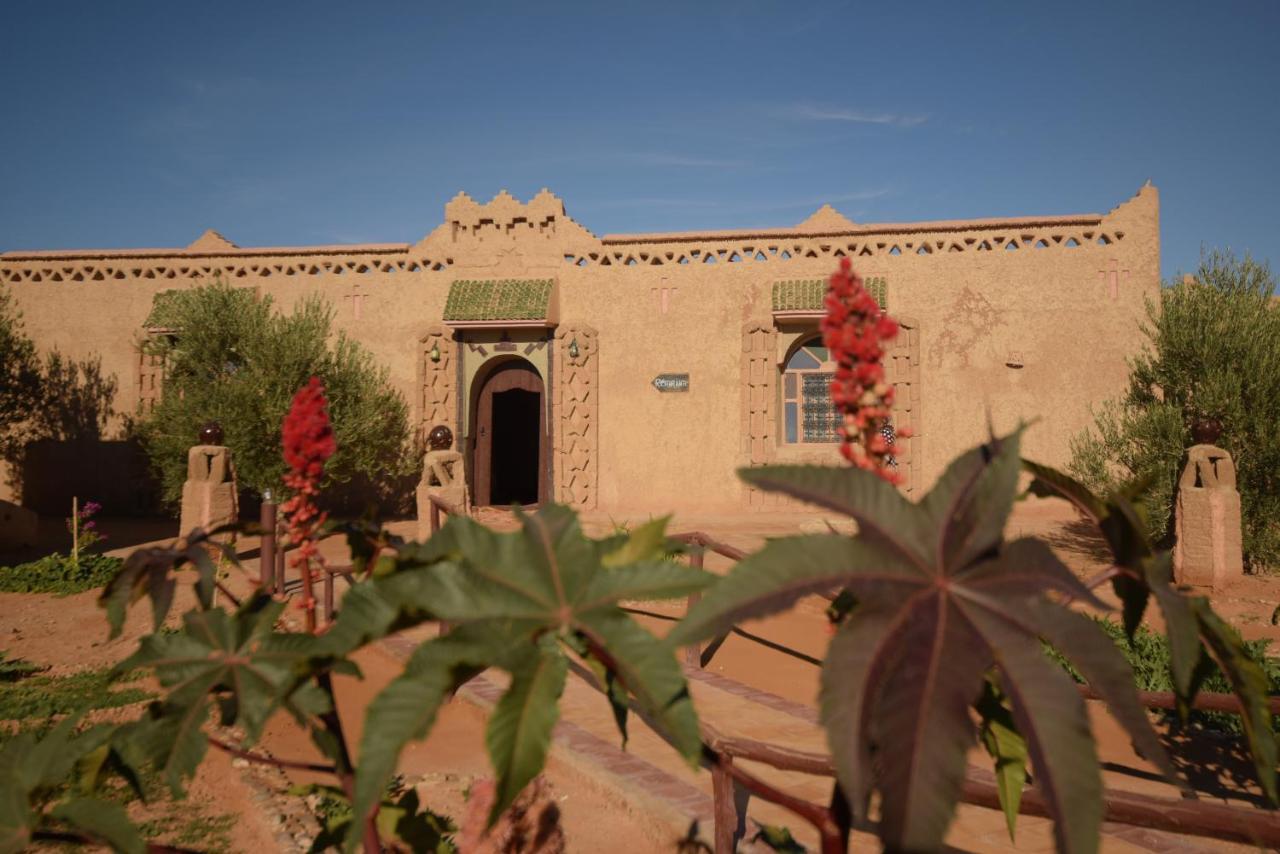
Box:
[470,359,548,507]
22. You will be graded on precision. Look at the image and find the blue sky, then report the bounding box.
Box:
[2,1,1277,281]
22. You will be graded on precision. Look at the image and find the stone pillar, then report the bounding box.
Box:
[416,425,467,540]
[179,445,238,541]
[1173,444,1243,589]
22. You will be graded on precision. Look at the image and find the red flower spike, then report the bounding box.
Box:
[280,376,336,633]
[820,259,903,484]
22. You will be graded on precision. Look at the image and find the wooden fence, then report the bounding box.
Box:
[263,504,1279,849]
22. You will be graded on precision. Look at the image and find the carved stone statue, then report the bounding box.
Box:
[417,425,467,539]
[179,423,238,542]
[1173,444,1243,589]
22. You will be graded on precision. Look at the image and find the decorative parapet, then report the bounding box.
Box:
[560,199,1138,269]
[0,244,449,285]
[443,279,558,328]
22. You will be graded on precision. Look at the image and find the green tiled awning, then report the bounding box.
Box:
[443,279,556,323]
[772,277,887,313]
[144,289,184,329]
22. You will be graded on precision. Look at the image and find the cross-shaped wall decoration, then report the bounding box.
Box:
[651,285,677,315]
[343,282,369,319]
[1098,259,1129,301]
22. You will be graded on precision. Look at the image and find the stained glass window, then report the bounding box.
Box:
[781,336,841,444]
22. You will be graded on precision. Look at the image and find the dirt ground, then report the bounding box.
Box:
[1,495,1277,852]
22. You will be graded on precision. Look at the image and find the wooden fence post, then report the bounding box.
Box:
[275,521,286,594]
[260,500,276,592]
[323,569,335,624]
[712,756,737,854]
[684,545,704,669]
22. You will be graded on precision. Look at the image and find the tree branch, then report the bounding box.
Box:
[207,735,335,774]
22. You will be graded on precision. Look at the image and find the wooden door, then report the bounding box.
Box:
[471,360,548,506]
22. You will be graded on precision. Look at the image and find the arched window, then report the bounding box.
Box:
[781,334,898,466]
[781,336,839,444]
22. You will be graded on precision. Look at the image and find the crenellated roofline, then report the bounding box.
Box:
[0,185,1155,268]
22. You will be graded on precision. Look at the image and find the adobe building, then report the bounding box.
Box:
[0,185,1160,514]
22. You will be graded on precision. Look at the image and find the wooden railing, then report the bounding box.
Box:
[266,511,1277,848]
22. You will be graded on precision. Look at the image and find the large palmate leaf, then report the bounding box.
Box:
[0,717,146,854]
[117,592,329,795]
[333,506,712,850]
[672,429,1181,854]
[1025,461,1278,803]
[98,529,237,638]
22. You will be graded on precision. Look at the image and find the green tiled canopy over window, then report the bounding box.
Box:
[144,289,184,329]
[772,277,887,312]
[443,279,555,322]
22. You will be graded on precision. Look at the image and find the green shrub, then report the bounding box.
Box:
[1048,616,1280,734]
[136,283,419,511]
[0,552,124,595]
[1069,249,1280,569]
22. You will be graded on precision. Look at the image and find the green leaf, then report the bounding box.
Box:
[601,515,672,567]
[576,560,713,612]
[338,503,701,845]
[975,678,1028,842]
[50,798,143,854]
[667,534,918,648]
[119,594,321,743]
[98,535,236,638]
[1143,556,1201,698]
[0,736,37,854]
[1192,601,1279,804]
[753,823,805,852]
[739,465,931,567]
[870,598,993,850]
[964,601,1102,854]
[1028,602,1182,790]
[1022,459,1106,523]
[921,427,1024,572]
[705,430,1127,851]
[820,606,900,819]
[579,612,702,762]
[485,637,568,824]
[346,623,523,852]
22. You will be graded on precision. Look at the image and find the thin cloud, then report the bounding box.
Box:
[576,189,890,215]
[790,104,928,128]
[627,152,752,168]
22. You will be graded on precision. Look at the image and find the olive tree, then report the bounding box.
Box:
[137,283,417,510]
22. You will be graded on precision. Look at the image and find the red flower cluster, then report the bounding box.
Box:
[821,258,910,483]
[280,377,336,627]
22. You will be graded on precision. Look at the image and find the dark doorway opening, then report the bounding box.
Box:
[471,359,549,507]
[490,388,541,506]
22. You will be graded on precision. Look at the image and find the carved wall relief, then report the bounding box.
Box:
[886,317,921,497]
[554,325,598,508]
[418,324,457,440]
[741,321,779,507]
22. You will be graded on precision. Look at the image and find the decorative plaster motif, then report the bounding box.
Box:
[886,318,922,497]
[554,325,598,508]
[136,344,165,415]
[741,322,778,508]
[559,228,1125,270]
[418,325,457,440]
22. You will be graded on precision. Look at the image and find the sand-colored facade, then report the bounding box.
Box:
[0,185,1160,513]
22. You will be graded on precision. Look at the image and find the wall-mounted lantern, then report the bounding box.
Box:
[568,337,580,359]
[429,341,442,363]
